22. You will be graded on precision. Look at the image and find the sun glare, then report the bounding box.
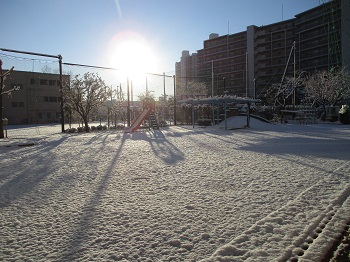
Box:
[108,32,158,82]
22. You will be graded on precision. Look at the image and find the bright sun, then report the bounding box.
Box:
[107,32,158,82]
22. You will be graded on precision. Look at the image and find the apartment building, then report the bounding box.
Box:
[175,50,198,96]
[176,0,350,101]
[2,70,69,125]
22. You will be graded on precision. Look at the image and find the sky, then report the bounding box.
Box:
[1,0,322,96]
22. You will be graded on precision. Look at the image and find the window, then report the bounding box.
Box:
[40,79,48,85]
[56,112,61,119]
[49,96,57,102]
[11,102,24,107]
[30,78,39,85]
[38,113,43,119]
[47,113,51,119]
[49,80,56,86]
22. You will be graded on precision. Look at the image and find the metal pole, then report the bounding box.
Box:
[246,52,248,97]
[127,77,131,127]
[163,72,166,100]
[211,61,214,97]
[211,60,215,125]
[293,41,296,109]
[223,77,226,95]
[224,101,227,130]
[173,75,177,126]
[131,80,133,107]
[253,79,256,99]
[247,102,251,128]
[58,55,65,133]
[0,60,3,138]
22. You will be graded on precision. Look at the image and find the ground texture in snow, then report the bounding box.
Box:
[0,118,349,261]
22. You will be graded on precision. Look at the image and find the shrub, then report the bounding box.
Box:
[339,105,350,124]
[116,123,125,130]
[67,128,76,133]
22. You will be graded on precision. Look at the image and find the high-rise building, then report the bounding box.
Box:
[175,50,198,96]
[176,0,350,101]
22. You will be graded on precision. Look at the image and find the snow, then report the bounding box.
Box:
[0,117,349,261]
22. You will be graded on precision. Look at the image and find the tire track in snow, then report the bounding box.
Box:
[203,161,350,262]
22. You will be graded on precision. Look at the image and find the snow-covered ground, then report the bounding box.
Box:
[0,117,349,261]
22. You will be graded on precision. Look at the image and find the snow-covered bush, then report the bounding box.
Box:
[339,104,349,114]
[66,128,77,133]
[339,104,350,124]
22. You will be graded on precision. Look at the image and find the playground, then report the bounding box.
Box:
[0,119,350,261]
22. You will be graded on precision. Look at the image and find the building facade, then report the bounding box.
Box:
[2,70,69,125]
[175,50,198,96]
[176,0,350,101]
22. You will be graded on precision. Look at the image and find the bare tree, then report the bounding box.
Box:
[177,81,208,97]
[303,67,350,118]
[63,72,109,132]
[266,71,305,108]
[0,61,18,139]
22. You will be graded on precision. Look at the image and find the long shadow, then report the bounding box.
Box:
[237,135,350,160]
[0,136,68,208]
[59,133,127,261]
[130,130,185,165]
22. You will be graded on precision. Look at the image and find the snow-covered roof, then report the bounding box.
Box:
[178,95,261,105]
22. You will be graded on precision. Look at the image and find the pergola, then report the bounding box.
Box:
[178,96,261,130]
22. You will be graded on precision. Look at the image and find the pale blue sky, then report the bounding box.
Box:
[1,0,322,72]
[1,0,322,97]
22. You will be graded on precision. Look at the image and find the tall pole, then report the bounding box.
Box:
[131,80,133,107]
[127,77,131,127]
[58,55,65,133]
[211,60,214,97]
[223,77,226,95]
[246,52,248,97]
[293,41,296,108]
[173,75,177,126]
[0,60,4,139]
[211,60,214,125]
[163,72,166,101]
[253,79,256,99]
